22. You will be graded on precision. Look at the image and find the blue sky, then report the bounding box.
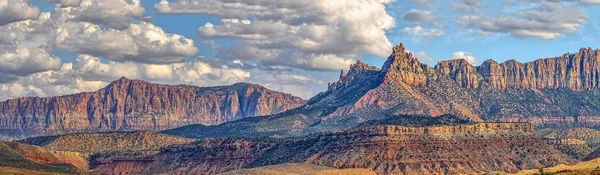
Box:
[1,0,599,100]
[34,0,600,67]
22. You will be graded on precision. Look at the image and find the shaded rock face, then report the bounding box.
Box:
[0,78,304,139]
[90,122,573,175]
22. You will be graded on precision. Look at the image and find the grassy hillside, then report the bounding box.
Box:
[217,163,376,175]
[510,158,600,175]
[538,127,600,159]
[0,142,78,174]
[0,166,71,175]
[20,131,194,153]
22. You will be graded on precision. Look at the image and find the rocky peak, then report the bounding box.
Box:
[434,59,480,88]
[327,60,380,91]
[347,60,379,76]
[380,43,429,86]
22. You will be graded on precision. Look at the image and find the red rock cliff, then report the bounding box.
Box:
[0,77,304,137]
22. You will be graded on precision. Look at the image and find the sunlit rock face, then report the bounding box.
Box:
[0,77,304,139]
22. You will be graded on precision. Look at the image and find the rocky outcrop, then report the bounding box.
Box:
[330,44,600,127]
[91,121,572,175]
[0,77,304,139]
[380,45,600,91]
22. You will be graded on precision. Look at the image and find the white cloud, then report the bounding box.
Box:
[401,26,445,36]
[0,46,62,76]
[546,0,600,5]
[0,0,198,85]
[0,55,251,101]
[0,0,40,25]
[54,22,198,64]
[156,0,395,71]
[402,9,438,25]
[452,51,477,64]
[50,0,82,7]
[455,1,587,39]
[53,0,148,30]
[452,0,482,12]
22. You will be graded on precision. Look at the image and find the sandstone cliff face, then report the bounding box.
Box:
[379,45,600,91]
[90,122,572,175]
[0,78,304,138]
[321,44,600,127]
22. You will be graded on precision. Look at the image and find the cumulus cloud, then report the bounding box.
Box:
[402,9,438,25]
[546,0,600,5]
[452,51,477,64]
[401,26,445,36]
[1,4,198,66]
[455,1,587,39]
[0,0,40,25]
[0,46,62,76]
[54,22,198,64]
[53,0,148,30]
[50,0,82,7]
[0,12,59,80]
[452,0,482,12]
[0,55,251,101]
[155,0,395,71]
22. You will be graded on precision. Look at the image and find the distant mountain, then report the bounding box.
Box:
[165,43,600,139]
[0,77,304,139]
[91,115,573,174]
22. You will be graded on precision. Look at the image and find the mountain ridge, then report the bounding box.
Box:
[164,43,600,139]
[0,77,305,139]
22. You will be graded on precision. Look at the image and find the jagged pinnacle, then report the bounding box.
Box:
[393,43,405,54]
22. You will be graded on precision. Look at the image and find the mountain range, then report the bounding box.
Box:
[2,43,600,174]
[165,43,600,139]
[4,43,600,140]
[0,78,304,139]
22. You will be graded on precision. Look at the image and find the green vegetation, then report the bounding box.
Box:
[19,131,194,153]
[361,114,474,127]
[538,127,600,159]
[217,163,376,175]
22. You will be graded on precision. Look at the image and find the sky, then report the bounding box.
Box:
[0,0,599,101]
